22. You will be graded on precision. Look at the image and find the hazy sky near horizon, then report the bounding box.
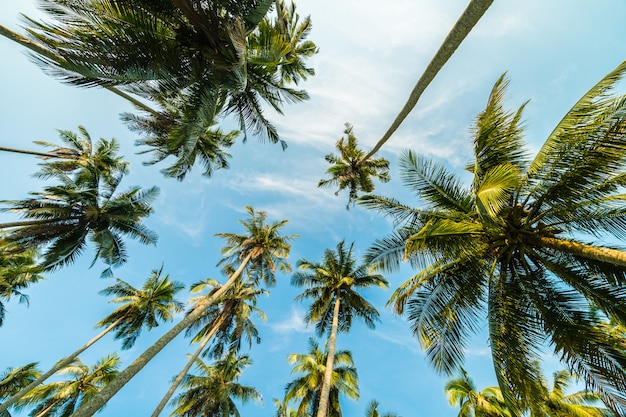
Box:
[2,1,626,416]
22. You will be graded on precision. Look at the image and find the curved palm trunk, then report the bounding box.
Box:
[0,146,62,159]
[69,252,253,417]
[362,0,493,162]
[538,236,626,267]
[0,317,124,414]
[316,295,341,417]
[0,25,158,117]
[150,313,227,417]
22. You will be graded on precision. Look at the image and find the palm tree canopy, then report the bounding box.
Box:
[16,354,119,417]
[170,353,261,417]
[216,206,297,287]
[292,240,388,336]
[360,62,626,413]
[318,124,390,209]
[0,240,45,326]
[284,337,359,417]
[17,0,317,174]
[0,130,159,272]
[185,279,267,359]
[96,267,185,349]
[445,368,511,417]
[526,364,612,417]
[0,363,41,401]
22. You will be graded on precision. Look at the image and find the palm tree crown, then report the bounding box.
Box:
[97,267,185,349]
[284,337,359,417]
[360,63,626,413]
[16,354,120,417]
[292,240,388,336]
[170,353,261,417]
[318,124,390,208]
[0,129,159,272]
[445,368,511,417]
[217,205,297,287]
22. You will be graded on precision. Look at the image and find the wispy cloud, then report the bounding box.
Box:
[269,306,310,335]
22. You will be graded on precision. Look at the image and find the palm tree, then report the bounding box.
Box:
[69,206,295,417]
[445,368,511,417]
[1,127,128,181]
[526,364,611,417]
[9,0,316,170]
[0,269,183,414]
[284,337,359,417]
[217,206,296,287]
[150,279,266,417]
[0,134,159,271]
[0,240,45,326]
[15,354,119,417]
[0,363,40,417]
[170,353,261,417]
[359,63,626,413]
[320,0,493,204]
[318,124,390,209]
[292,240,387,417]
[364,399,400,417]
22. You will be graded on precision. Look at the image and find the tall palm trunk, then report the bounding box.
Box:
[538,236,626,267]
[69,252,253,417]
[150,312,227,417]
[0,317,124,414]
[0,146,62,159]
[316,295,340,417]
[362,0,493,162]
[0,25,158,117]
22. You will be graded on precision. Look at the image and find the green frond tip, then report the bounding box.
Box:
[318,123,390,209]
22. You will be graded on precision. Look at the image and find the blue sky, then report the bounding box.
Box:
[1,1,626,416]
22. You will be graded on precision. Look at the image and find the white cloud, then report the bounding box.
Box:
[269,307,310,335]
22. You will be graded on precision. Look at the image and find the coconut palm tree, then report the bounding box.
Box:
[320,0,493,205]
[0,363,40,417]
[445,368,511,417]
[318,124,390,209]
[1,127,128,182]
[8,0,316,169]
[0,139,159,271]
[364,399,400,417]
[359,63,626,413]
[15,354,119,417]
[0,240,44,327]
[526,364,612,417]
[150,279,266,417]
[284,337,359,417]
[292,240,387,417]
[217,206,296,287]
[170,353,261,417]
[0,269,183,414]
[69,206,295,417]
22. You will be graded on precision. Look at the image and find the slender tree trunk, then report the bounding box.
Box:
[538,236,626,267]
[0,146,62,159]
[150,313,227,417]
[0,25,159,117]
[316,295,341,417]
[0,317,124,414]
[33,398,62,417]
[69,252,253,417]
[362,0,493,162]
